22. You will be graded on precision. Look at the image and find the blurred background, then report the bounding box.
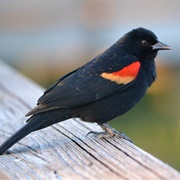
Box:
[0,1,179,170]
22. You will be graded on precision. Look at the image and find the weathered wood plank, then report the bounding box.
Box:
[0,60,179,180]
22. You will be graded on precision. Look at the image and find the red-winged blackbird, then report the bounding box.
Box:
[0,27,171,155]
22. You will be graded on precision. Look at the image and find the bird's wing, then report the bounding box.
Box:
[26,56,140,116]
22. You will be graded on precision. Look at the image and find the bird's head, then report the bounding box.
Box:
[118,27,172,60]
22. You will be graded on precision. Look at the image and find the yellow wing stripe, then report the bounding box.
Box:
[101,73,135,84]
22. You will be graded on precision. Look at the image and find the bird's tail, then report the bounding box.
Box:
[0,109,71,155]
[0,115,45,155]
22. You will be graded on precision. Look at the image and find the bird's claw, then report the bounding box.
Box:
[86,131,112,139]
[86,123,133,143]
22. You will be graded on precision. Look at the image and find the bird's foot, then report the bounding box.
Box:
[86,123,133,143]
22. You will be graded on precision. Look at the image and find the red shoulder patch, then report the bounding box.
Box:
[112,61,140,77]
[101,61,140,84]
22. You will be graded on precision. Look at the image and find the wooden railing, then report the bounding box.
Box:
[0,60,179,179]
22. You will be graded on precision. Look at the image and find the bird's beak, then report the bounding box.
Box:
[152,41,172,50]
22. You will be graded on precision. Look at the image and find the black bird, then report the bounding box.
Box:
[0,27,171,155]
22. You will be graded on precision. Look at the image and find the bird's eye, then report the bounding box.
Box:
[141,40,148,46]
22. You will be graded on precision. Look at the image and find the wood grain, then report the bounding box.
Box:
[0,60,179,180]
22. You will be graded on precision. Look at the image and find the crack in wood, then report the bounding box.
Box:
[106,139,175,179]
[52,125,129,179]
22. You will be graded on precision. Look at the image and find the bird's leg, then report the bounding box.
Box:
[86,123,133,143]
